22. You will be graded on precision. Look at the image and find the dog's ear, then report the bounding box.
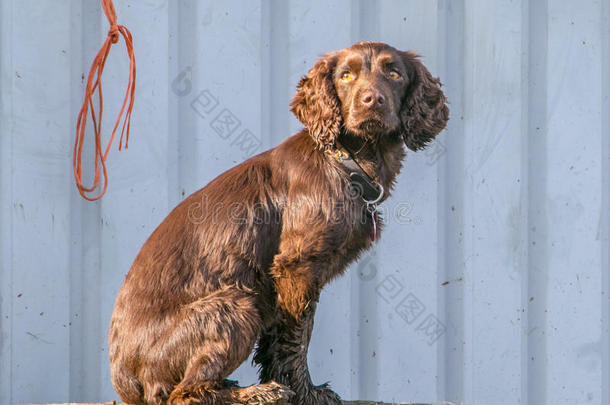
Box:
[290,54,341,150]
[400,52,449,151]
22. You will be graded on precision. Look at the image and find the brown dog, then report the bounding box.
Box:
[108,41,449,405]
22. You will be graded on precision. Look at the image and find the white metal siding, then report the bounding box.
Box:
[0,1,608,404]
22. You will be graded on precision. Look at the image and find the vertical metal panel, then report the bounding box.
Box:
[525,1,549,404]
[0,1,609,404]
[545,2,604,403]
[461,2,525,404]
[602,4,610,405]
[1,1,74,403]
[0,1,15,400]
[67,3,103,401]
[438,0,466,402]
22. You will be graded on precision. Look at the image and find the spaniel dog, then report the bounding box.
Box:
[109,41,449,405]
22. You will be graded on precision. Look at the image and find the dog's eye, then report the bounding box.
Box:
[388,70,401,80]
[341,72,354,82]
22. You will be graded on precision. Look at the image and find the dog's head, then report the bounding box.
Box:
[290,41,449,151]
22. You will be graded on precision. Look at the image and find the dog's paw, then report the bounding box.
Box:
[232,380,295,404]
[308,383,342,405]
[167,388,203,405]
[168,382,227,405]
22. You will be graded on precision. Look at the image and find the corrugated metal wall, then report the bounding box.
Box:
[1,1,608,404]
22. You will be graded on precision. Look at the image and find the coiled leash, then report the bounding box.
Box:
[329,143,385,241]
[73,0,136,201]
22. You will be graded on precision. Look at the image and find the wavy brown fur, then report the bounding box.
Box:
[108,42,449,405]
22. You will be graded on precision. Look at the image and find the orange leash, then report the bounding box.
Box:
[74,0,136,201]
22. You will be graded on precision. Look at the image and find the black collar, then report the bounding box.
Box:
[327,142,384,203]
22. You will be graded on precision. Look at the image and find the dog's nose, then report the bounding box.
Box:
[361,90,385,109]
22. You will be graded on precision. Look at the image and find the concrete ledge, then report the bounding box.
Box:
[42,401,432,405]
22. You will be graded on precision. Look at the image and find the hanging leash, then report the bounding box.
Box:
[73,0,136,201]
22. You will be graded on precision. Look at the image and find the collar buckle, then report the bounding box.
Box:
[330,143,385,204]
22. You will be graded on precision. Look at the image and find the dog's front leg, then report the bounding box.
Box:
[254,297,341,405]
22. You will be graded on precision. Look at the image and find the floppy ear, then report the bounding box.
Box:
[290,54,342,150]
[400,52,449,151]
